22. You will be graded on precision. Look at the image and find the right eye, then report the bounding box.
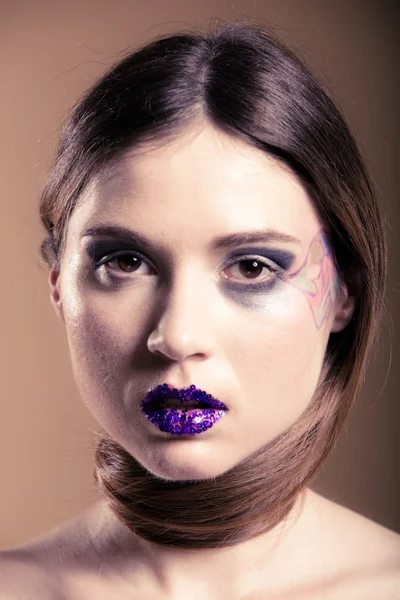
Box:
[95,251,157,276]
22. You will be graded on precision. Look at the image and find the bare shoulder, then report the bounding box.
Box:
[0,503,104,599]
[308,488,400,559]
[306,489,400,598]
[0,552,65,599]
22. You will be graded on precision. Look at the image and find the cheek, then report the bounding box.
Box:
[225,288,329,432]
[64,306,123,416]
[60,276,152,405]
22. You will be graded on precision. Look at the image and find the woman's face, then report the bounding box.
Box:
[50,124,351,481]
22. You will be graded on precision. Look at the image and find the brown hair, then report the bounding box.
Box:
[39,21,387,548]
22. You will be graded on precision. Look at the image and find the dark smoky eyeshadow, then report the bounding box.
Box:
[227,247,296,270]
[222,277,282,306]
[84,239,137,261]
[83,240,297,274]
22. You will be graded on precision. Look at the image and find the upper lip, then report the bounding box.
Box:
[141,383,229,411]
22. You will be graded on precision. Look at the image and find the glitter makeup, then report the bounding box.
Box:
[141,384,229,435]
[288,230,338,328]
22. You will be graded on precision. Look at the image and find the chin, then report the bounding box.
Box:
[139,438,235,482]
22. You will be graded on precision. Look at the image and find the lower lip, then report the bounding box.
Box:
[142,407,227,435]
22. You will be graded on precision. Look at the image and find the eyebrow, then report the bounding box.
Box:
[81,224,301,250]
[211,230,301,248]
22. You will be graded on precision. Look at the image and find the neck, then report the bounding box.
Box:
[93,488,313,599]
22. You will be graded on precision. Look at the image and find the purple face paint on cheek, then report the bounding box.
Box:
[288,231,339,328]
[221,274,285,311]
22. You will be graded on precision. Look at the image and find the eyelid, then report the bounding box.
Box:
[95,252,282,277]
[85,240,155,266]
[224,248,295,271]
[92,250,157,277]
[96,250,148,266]
[221,254,283,288]
[85,240,296,279]
[222,254,278,274]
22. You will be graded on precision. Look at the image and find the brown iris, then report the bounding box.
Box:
[116,254,141,273]
[238,260,265,279]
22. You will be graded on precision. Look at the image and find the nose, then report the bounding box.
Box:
[147,271,215,362]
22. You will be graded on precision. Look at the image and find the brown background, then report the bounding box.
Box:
[1,0,399,550]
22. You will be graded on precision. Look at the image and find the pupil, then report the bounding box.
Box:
[117,255,140,272]
[239,260,263,279]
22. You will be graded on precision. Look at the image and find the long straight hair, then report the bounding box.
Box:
[39,21,387,548]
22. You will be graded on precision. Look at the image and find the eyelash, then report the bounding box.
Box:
[223,255,280,281]
[94,250,155,277]
[92,250,281,284]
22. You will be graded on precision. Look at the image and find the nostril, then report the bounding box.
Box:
[147,330,211,362]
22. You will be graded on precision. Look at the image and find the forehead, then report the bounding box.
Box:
[67,125,322,246]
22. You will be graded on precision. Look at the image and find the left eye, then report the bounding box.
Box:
[96,252,156,275]
[222,258,277,282]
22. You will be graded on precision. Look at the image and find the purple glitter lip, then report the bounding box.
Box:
[141,384,229,436]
